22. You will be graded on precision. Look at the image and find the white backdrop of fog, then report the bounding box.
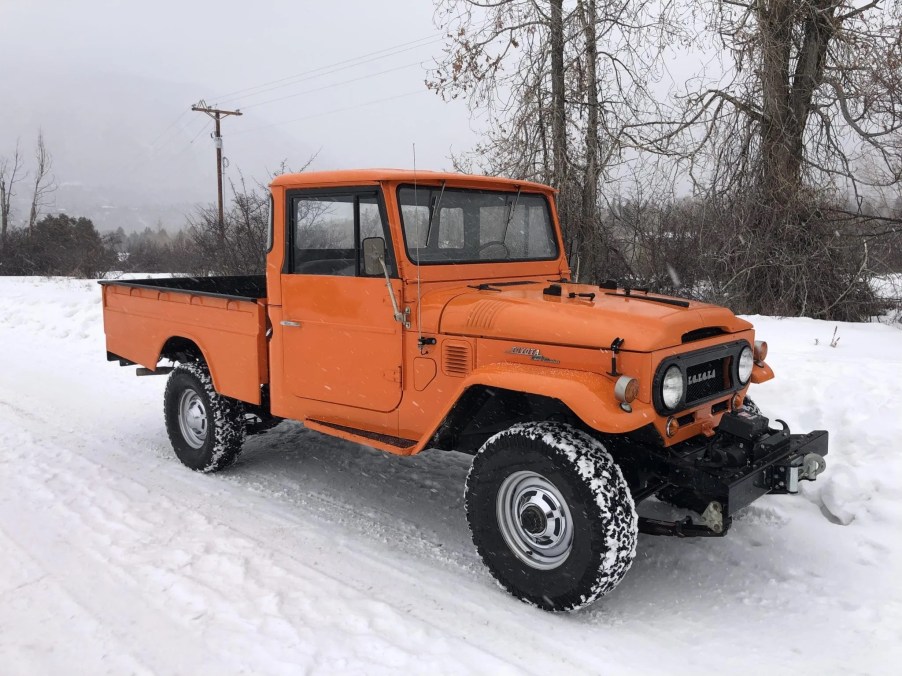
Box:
[0,0,477,232]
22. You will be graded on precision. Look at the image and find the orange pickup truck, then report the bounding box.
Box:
[101,169,828,611]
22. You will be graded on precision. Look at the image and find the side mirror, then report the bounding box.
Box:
[362,237,386,276]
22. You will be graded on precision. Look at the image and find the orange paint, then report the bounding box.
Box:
[102,169,774,454]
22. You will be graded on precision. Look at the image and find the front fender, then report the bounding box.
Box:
[751,361,774,384]
[415,363,656,452]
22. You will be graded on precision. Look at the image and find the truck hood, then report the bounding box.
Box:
[436,283,752,352]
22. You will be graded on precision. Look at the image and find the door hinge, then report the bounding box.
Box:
[383,367,402,383]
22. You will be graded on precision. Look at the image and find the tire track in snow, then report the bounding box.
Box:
[0,398,616,675]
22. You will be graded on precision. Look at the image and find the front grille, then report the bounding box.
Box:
[685,357,731,404]
[653,339,746,415]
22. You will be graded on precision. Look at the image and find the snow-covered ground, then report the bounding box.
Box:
[1,276,900,675]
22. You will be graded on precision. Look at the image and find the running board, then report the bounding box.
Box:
[305,419,418,455]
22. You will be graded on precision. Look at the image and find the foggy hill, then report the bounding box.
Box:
[0,66,319,233]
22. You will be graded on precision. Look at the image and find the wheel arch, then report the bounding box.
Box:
[424,364,653,454]
[159,335,207,364]
[157,334,235,403]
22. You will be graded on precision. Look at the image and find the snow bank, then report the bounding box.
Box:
[1,277,900,674]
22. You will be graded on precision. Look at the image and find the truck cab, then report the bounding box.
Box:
[265,170,572,449]
[101,169,828,612]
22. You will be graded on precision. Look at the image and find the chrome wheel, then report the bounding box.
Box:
[178,389,207,449]
[496,470,573,570]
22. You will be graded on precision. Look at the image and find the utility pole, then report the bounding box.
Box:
[191,101,242,233]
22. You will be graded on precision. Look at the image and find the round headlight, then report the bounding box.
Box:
[661,365,684,410]
[738,345,754,384]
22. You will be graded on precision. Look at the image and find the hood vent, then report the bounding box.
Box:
[467,300,508,330]
[682,327,725,343]
[442,341,472,377]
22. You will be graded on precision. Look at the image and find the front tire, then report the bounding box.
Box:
[466,422,638,612]
[163,362,246,472]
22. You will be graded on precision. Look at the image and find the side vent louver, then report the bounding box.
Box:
[442,341,472,377]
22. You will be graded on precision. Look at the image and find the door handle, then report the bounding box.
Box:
[281,320,302,328]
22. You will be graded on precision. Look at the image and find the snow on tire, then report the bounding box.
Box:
[465,421,638,612]
[163,362,246,472]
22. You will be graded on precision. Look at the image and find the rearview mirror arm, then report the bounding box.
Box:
[379,256,410,329]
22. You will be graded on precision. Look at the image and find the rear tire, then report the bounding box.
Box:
[163,362,245,472]
[465,422,638,612]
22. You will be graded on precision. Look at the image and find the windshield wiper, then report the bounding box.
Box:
[500,186,522,242]
[423,181,446,248]
[468,280,538,292]
[604,292,690,308]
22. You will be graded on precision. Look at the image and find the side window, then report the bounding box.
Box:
[290,192,391,276]
[359,196,383,240]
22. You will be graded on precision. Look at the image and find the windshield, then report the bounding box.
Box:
[397,185,558,264]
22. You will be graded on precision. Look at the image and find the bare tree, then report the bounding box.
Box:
[668,1,901,203]
[187,157,316,275]
[430,0,681,266]
[614,1,902,319]
[0,140,24,248]
[27,131,56,233]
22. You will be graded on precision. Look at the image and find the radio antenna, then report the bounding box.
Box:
[413,144,423,346]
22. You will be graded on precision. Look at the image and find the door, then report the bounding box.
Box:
[280,188,403,413]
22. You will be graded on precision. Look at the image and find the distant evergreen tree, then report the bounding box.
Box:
[0,213,117,277]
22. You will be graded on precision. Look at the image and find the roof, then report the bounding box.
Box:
[269,169,555,193]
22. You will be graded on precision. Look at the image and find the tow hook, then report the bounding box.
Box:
[785,453,827,493]
[699,501,724,534]
[802,453,827,480]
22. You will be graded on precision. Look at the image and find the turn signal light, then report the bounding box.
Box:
[665,416,677,438]
[754,340,768,363]
[614,376,639,403]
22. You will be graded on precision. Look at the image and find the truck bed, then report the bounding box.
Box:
[99,276,269,404]
[100,275,267,302]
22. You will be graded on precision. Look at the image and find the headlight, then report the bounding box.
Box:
[737,345,754,384]
[661,365,684,409]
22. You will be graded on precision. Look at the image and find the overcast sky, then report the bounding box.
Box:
[0,1,478,214]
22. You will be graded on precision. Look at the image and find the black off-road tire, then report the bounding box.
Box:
[163,362,246,472]
[466,421,638,612]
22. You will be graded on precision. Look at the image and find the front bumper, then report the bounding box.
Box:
[633,411,828,537]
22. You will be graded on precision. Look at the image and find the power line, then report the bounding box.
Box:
[240,60,426,111]
[187,119,212,145]
[232,89,427,137]
[141,35,448,159]
[120,35,452,177]
[212,35,441,106]
[147,108,192,150]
